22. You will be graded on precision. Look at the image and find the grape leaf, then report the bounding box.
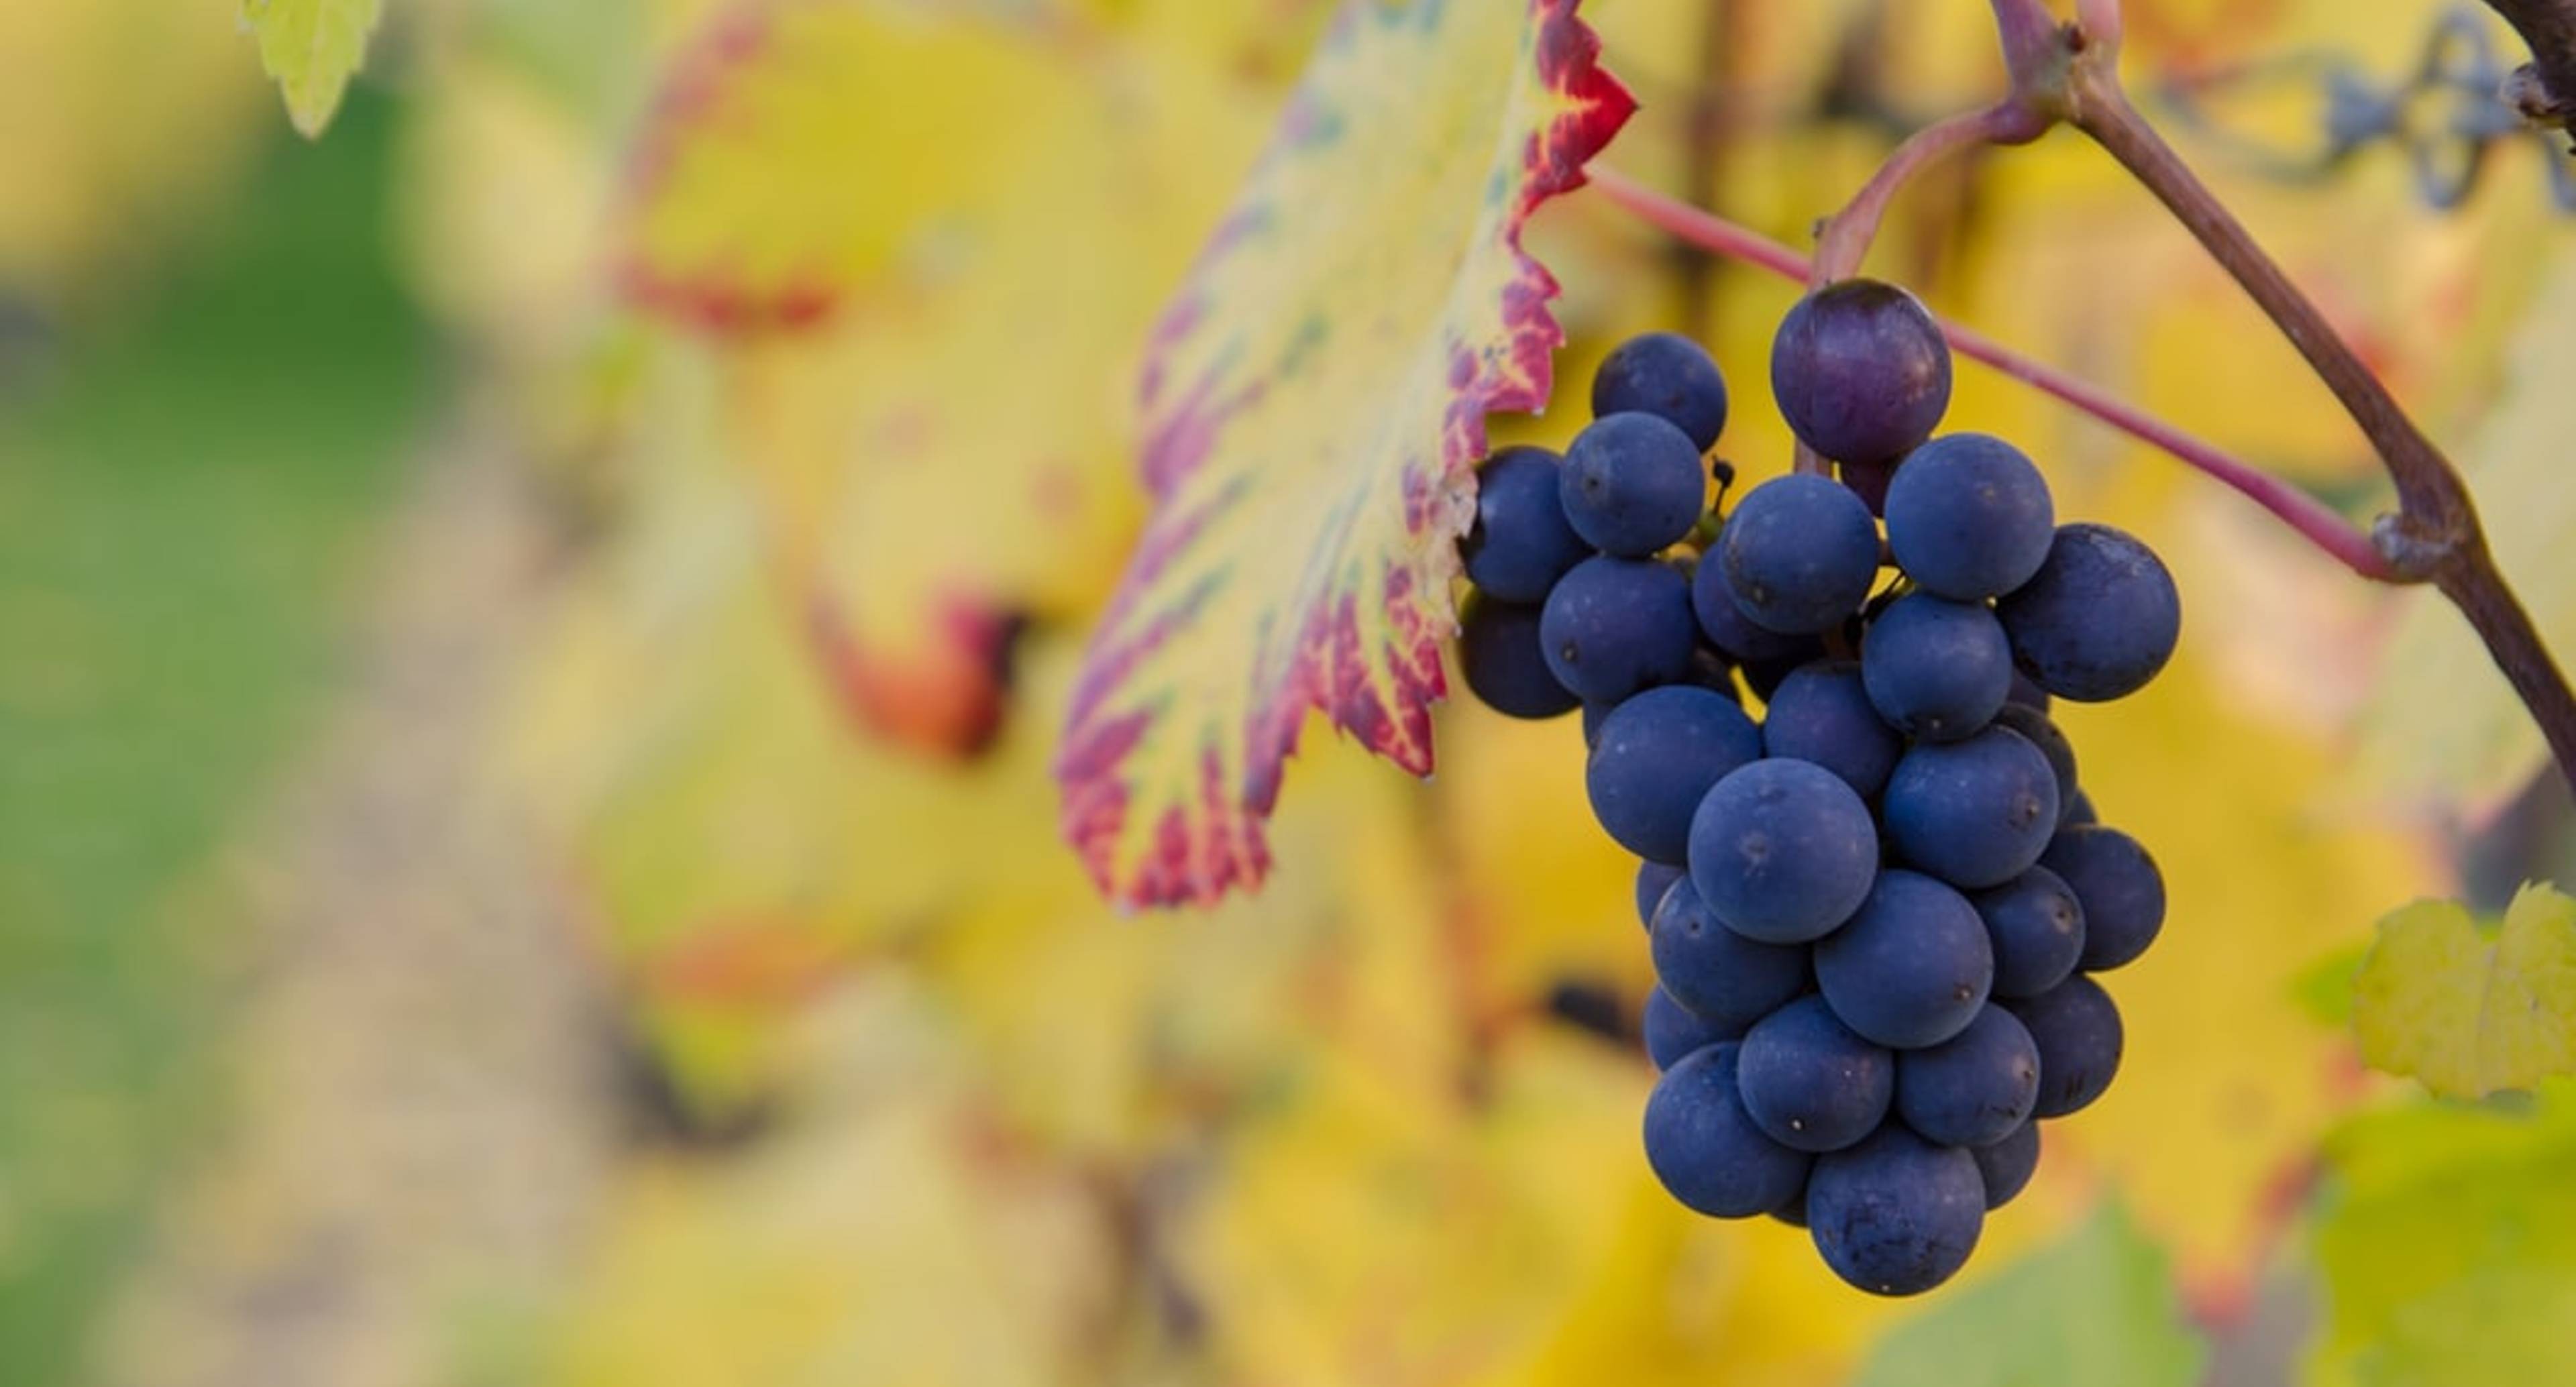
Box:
[2308,1080,2576,1387]
[623,3,1265,755]
[2350,249,2576,813]
[2350,883,2576,1100]
[240,0,382,137]
[1850,1203,2205,1387]
[1055,0,1635,905]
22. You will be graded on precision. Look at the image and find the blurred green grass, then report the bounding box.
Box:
[0,93,425,1382]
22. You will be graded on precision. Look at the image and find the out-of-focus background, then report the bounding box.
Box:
[8,0,2576,1383]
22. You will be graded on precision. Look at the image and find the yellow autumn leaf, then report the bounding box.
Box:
[2351,883,2576,1100]
[240,0,382,137]
[1056,0,1635,906]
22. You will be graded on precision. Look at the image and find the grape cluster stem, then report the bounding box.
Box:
[1593,0,2576,801]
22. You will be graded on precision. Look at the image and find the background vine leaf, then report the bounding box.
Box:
[621,1,1266,755]
[1849,1203,2204,1387]
[2351,883,2576,1100]
[1056,0,1635,906]
[240,0,383,137]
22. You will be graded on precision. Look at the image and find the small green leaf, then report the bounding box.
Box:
[241,0,384,137]
[1850,1202,2205,1387]
[2294,944,2370,1026]
[2351,883,2576,1099]
[2310,1080,2576,1387]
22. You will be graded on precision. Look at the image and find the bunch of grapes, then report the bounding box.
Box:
[1457,281,2180,1296]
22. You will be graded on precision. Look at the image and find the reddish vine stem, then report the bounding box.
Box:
[1811,102,2051,284]
[1585,166,2394,579]
[2058,62,2576,793]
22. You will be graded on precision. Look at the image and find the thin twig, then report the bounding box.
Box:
[1811,101,2051,284]
[2482,0,2576,130]
[2053,17,2576,791]
[1586,166,2394,579]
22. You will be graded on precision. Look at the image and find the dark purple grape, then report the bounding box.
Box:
[1971,867,2087,999]
[1688,759,1880,944]
[1814,869,1994,1049]
[1684,645,1743,704]
[1644,1043,1813,1219]
[1738,996,1894,1153]
[1882,726,2061,889]
[2063,789,2098,826]
[2041,826,2167,971]
[1971,1121,2041,1210]
[1462,445,1588,602]
[1560,412,1709,557]
[1593,331,1731,451]
[1539,557,1696,704]
[1841,456,1894,516]
[1587,686,1762,863]
[1771,279,1953,465]
[2005,975,2124,1118]
[1996,523,2182,702]
[1649,878,1811,1034]
[1692,546,1817,663]
[2006,669,2052,713]
[1860,593,2012,742]
[1991,703,2079,823]
[1894,1004,2039,1147]
[1807,1125,1984,1296]
[1761,661,1902,799]
[1458,595,1579,720]
[1884,433,2055,600]
[1643,985,1729,1069]
[1635,861,1686,928]
[1719,475,1882,634]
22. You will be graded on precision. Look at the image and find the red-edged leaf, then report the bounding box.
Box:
[1057,0,1633,905]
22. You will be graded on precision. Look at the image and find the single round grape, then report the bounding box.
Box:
[1996,523,2182,702]
[1719,475,1884,634]
[2041,826,2167,971]
[1971,1121,2041,1210]
[1461,445,1589,602]
[1860,593,2012,742]
[1815,869,1994,1049]
[1990,702,2078,823]
[1644,1043,1813,1219]
[1560,412,1709,557]
[2063,789,2098,826]
[1593,331,1731,451]
[1807,1125,1985,1296]
[1739,996,1894,1154]
[1643,985,1729,1070]
[1458,595,1579,720]
[1771,279,1954,465]
[1688,759,1880,944]
[1894,1004,2040,1148]
[1540,557,1697,704]
[1971,866,2088,999]
[1882,726,2061,889]
[2005,975,2124,1118]
[1692,548,1817,663]
[1649,877,1811,1034]
[1762,661,1902,799]
[1840,455,1894,516]
[2006,669,2052,713]
[1883,433,2055,600]
[1635,861,1686,929]
[1587,686,1763,863]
